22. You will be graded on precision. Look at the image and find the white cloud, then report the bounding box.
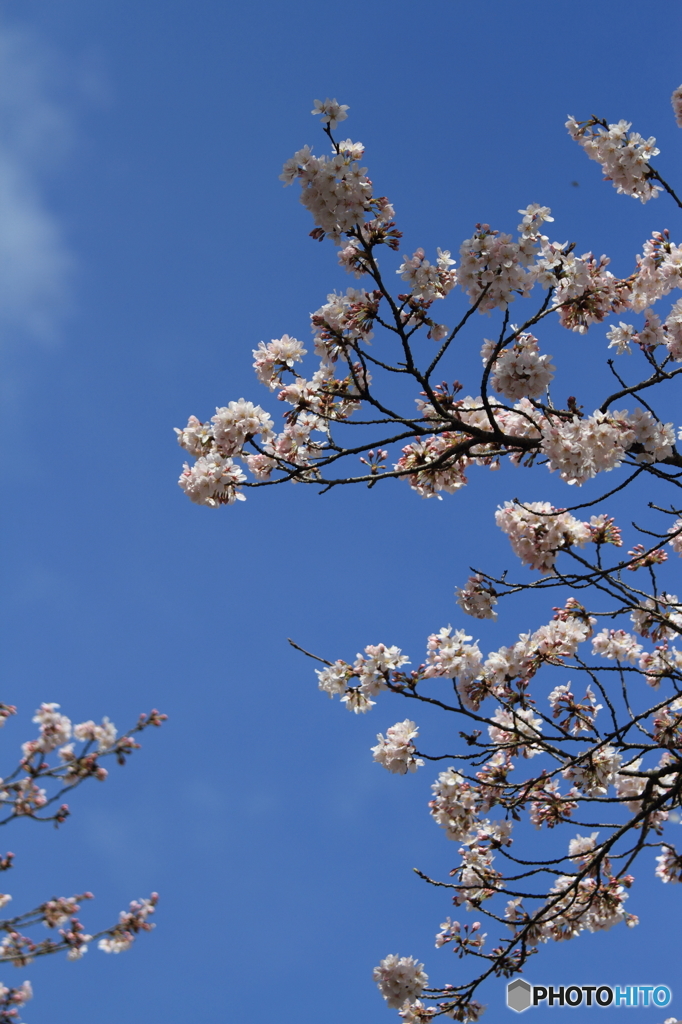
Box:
[0,23,74,344]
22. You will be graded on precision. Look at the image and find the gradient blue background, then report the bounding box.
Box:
[0,1,681,1020]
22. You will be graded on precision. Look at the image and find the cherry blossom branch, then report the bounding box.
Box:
[177,92,682,1024]
[0,708,167,828]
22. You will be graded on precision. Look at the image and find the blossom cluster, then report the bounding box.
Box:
[547,684,601,735]
[541,408,674,486]
[316,643,409,714]
[519,872,638,943]
[373,954,428,1010]
[655,844,682,884]
[98,893,158,954]
[371,720,424,774]
[608,300,682,358]
[398,248,457,302]
[280,127,389,244]
[494,502,590,572]
[628,232,682,313]
[481,332,554,400]
[458,224,535,312]
[630,592,682,641]
[21,703,117,768]
[566,116,660,202]
[455,575,497,621]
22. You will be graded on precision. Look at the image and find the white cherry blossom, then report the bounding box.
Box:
[456,575,498,621]
[481,332,554,400]
[592,629,643,663]
[177,454,246,506]
[372,720,424,774]
[311,98,349,129]
[373,955,428,1010]
[495,502,590,571]
[566,116,660,203]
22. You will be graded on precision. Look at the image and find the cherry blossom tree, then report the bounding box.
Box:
[0,702,165,1023]
[176,88,682,1022]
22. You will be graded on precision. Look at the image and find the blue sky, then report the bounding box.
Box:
[1,1,682,1021]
